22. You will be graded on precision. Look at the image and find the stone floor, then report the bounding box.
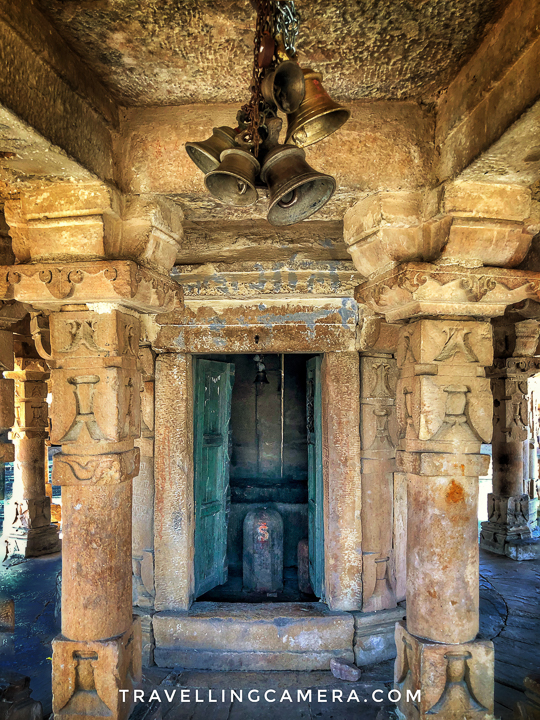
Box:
[479,548,540,719]
[0,548,538,719]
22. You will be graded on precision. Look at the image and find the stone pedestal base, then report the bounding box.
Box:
[480,493,540,560]
[3,524,61,561]
[352,606,406,667]
[52,617,142,720]
[394,622,494,720]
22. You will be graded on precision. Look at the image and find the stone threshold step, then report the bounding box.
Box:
[153,602,354,671]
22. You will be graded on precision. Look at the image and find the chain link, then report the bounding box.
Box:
[275,1,300,57]
[240,0,276,157]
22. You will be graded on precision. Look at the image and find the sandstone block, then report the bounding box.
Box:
[330,657,361,681]
[52,618,141,720]
[50,365,141,450]
[0,329,14,372]
[0,379,15,430]
[153,602,354,671]
[442,217,531,268]
[53,448,140,486]
[394,622,494,719]
[50,309,140,361]
[353,607,405,667]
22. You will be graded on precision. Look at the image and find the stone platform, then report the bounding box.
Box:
[153,602,354,671]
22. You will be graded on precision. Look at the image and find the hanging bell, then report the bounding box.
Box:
[185,126,237,175]
[261,145,335,226]
[205,148,260,206]
[261,61,306,114]
[285,68,350,148]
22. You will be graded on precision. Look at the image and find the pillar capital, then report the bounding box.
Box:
[0,259,182,315]
[345,183,534,282]
[356,262,540,323]
[3,183,183,275]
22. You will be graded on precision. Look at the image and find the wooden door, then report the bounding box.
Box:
[194,358,235,597]
[306,355,324,598]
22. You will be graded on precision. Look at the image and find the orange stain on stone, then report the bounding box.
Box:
[446,479,464,504]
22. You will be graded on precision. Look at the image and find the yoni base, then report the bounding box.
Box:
[3,524,61,562]
[52,617,142,720]
[394,622,494,720]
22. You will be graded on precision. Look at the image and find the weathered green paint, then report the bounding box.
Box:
[194,358,235,597]
[306,355,324,599]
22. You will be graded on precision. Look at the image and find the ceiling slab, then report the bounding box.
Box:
[36,0,511,106]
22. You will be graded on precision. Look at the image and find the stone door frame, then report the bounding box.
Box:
[153,341,362,614]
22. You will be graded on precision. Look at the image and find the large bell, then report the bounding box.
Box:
[185,126,237,175]
[261,145,335,226]
[261,61,305,114]
[285,68,350,148]
[205,148,260,206]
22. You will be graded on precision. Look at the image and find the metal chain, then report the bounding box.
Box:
[240,0,276,157]
[275,1,300,57]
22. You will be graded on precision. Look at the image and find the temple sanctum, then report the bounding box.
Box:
[0,0,540,719]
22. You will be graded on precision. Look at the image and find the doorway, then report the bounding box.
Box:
[193,353,323,603]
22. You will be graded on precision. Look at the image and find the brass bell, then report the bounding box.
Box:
[261,61,305,114]
[185,126,237,175]
[261,145,335,226]
[205,148,260,206]
[285,68,350,148]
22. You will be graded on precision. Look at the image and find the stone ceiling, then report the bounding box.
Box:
[36,0,511,107]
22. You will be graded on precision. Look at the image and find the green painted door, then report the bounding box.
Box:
[306,355,324,598]
[194,358,235,598]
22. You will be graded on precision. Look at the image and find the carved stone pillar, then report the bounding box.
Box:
[480,355,540,560]
[48,308,143,717]
[3,356,60,559]
[349,183,539,720]
[354,318,407,668]
[359,351,399,613]
[132,346,155,666]
[394,318,494,719]
[1,184,182,716]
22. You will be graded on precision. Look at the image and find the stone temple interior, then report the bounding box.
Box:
[0,0,540,719]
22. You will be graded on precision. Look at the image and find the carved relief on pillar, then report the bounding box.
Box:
[50,310,141,457]
[360,353,399,612]
[396,320,493,454]
[132,346,156,614]
[394,622,495,720]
